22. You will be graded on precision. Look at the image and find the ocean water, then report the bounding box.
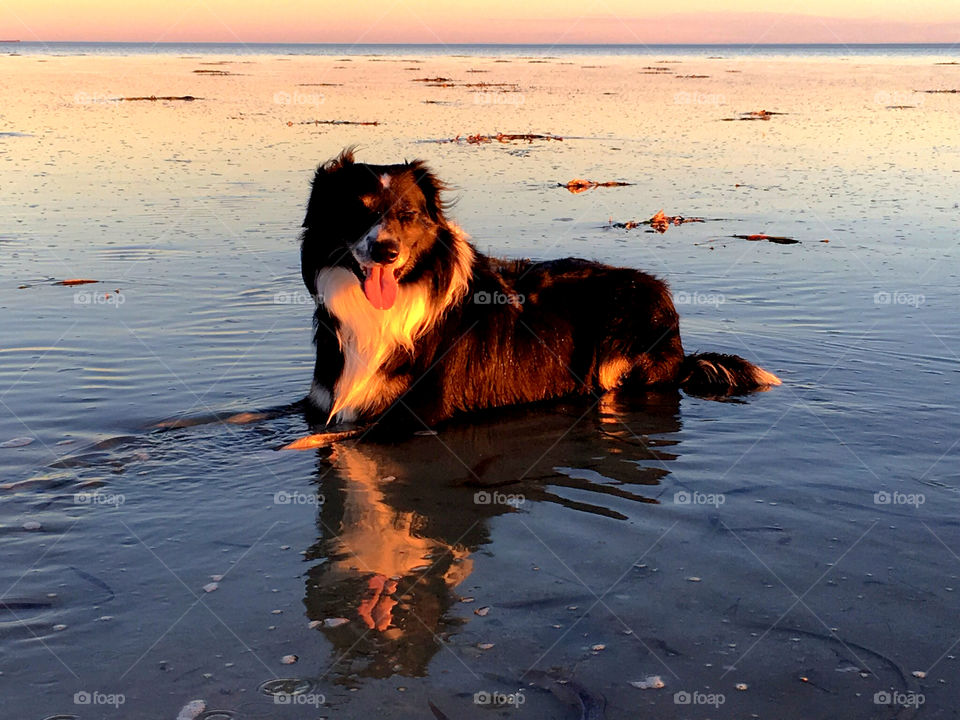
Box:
[0,49,958,719]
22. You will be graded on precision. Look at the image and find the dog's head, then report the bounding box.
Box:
[301,148,449,310]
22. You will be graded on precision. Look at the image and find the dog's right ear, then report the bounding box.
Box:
[303,147,356,229]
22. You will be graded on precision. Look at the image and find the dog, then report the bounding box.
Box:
[299,149,780,429]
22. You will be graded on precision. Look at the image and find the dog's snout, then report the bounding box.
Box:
[370,238,400,264]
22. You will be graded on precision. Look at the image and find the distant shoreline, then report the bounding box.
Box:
[11,41,959,47]
[4,41,957,59]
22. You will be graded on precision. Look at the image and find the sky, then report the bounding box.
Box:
[1,0,959,43]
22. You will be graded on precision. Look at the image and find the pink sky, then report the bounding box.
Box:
[1,2,958,43]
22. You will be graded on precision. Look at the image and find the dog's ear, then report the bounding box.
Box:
[301,148,357,294]
[408,160,449,223]
[303,147,356,229]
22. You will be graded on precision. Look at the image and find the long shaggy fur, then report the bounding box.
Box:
[299,150,780,427]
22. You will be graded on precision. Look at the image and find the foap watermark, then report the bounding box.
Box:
[273,90,325,107]
[874,490,924,508]
[674,91,726,106]
[274,692,326,707]
[74,491,125,508]
[474,490,525,508]
[873,90,922,107]
[874,291,925,308]
[674,291,725,308]
[73,90,121,105]
[74,290,125,308]
[273,290,313,305]
[474,689,526,707]
[473,290,524,307]
[874,690,925,708]
[74,691,125,708]
[274,490,324,506]
[674,490,725,508]
[673,690,725,707]
[473,91,525,106]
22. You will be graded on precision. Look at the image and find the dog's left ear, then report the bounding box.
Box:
[408,161,449,223]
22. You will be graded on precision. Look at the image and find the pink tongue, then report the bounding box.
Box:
[362,265,398,310]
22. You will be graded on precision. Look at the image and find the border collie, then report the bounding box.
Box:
[300,149,780,429]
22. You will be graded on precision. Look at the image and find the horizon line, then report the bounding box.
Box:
[7,40,959,46]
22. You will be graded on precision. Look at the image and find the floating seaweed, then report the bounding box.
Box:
[442,133,563,144]
[723,109,787,121]
[290,119,381,126]
[118,95,199,101]
[561,178,633,193]
[608,210,705,232]
[732,233,799,244]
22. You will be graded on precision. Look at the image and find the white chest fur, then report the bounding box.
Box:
[313,266,432,423]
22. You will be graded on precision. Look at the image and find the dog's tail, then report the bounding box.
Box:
[680,352,781,395]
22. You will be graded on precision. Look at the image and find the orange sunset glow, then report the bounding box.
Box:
[1,0,959,43]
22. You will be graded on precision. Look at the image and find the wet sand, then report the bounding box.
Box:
[1,49,959,719]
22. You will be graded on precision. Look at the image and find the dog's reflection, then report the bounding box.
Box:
[302,393,683,679]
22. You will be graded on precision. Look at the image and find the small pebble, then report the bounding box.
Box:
[630,676,665,690]
[202,582,219,593]
[22,520,42,531]
[912,670,927,679]
[460,597,475,603]
[686,577,701,582]
[1,437,34,448]
[280,545,290,550]
[53,624,67,631]
[735,683,748,691]
[324,617,349,628]
[478,642,494,650]
[210,574,223,582]
[308,620,322,629]
[591,644,606,651]
[176,699,205,720]
[474,606,490,617]
[281,654,298,664]
[271,609,283,615]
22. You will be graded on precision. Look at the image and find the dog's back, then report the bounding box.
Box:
[300,151,780,428]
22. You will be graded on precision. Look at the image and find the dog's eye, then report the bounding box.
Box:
[398,211,417,223]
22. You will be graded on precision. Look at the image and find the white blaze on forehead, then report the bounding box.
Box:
[379,173,391,189]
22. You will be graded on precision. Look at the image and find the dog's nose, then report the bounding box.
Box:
[370,238,400,264]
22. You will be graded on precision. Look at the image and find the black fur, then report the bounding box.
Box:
[300,150,779,428]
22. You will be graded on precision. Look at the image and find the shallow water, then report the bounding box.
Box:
[1,50,959,719]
